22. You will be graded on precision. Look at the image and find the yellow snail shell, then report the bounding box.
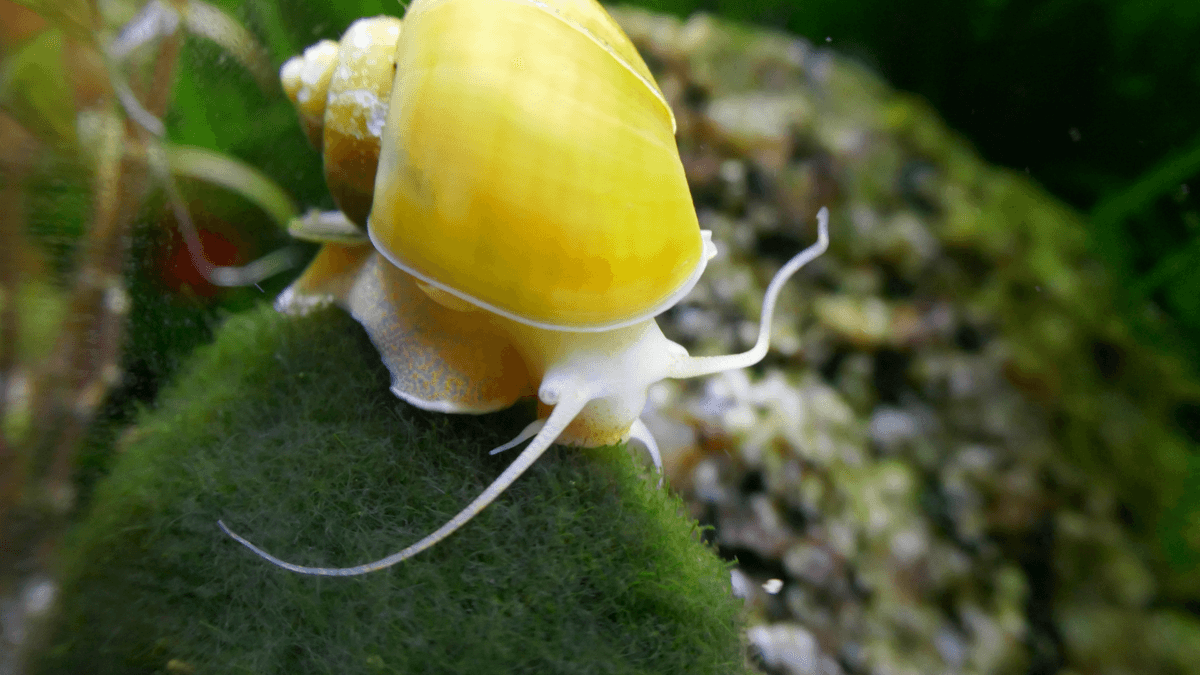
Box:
[279,16,402,227]
[220,0,830,576]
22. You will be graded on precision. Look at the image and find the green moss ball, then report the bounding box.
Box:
[35,304,749,675]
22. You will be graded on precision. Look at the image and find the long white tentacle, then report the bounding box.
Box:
[628,417,663,487]
[668,207,829,379]
[219,390,592,576]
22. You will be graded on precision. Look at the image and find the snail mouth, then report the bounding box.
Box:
[367,227,717,334]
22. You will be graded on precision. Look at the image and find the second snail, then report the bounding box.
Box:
[219,0,830,575]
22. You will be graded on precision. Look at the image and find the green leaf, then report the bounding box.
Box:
[1,28,77,146]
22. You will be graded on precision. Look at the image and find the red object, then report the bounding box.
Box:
[158,223,246,298]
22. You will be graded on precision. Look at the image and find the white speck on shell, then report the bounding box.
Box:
[280,58,303,87]
[330,89,389,139]
[350,23,374,49]
[300,42,338,86]
[366,99,389,138]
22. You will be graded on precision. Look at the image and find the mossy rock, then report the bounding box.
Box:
[35,304,747,674]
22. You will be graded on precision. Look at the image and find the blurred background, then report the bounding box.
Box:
[644,0,1200,362]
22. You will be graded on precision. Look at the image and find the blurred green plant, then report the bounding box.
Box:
[0,0,313,669]
[1091,133,1200,353]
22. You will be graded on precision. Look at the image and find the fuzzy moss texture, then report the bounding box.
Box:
[34,304,748,675]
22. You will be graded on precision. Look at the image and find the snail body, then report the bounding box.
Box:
[220,0,830,575]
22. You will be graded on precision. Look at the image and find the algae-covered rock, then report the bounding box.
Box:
[607,7,1200,675]
[34,305,749,674]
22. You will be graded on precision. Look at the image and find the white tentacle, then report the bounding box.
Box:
[668,207,829,379]
[219,389,592,576]
[627,417,663,487]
